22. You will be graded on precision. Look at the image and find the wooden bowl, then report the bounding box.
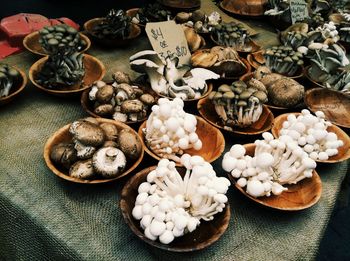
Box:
[197,96,274,135]
[23,31,90,56]
[84,18,141,47]
[120,165,231,251]
[304,88,350,129]
[29,54,105,96]
[160,0,201,12]
[43,118,144,184]
[272,113,350,163]
[239,72,305,110]
[0,67,27,106]
[80,83,159,124]
[157,82,213,102]
[227,143,322,211]
[247,50,265,69]
[138,116,225,166]
[210,35,261,55]
[126,8,146,28]
[220,0,268,17]
[303,66,327,89]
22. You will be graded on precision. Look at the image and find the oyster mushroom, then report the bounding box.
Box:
[268,77,304,107]
[117,129,142,160]
[69,159,95,179]
[50,142,78,169]
[92,147,126,178]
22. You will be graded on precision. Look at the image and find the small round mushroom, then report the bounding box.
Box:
[69,121,105,147]
[50,142,77,169]
[94,104,114,116]
[92,147,126,178]
[117,129,142,160]
[69,159,95,179]
[96,85,114,104]
[139,93,155,106]
[121,99,144,114]
[112,71,131,84]
[99,122,119,141]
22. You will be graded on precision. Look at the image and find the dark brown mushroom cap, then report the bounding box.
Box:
[118,83,135,98]
[96,85,114,104]
[139,93,155,105]
[121,99,144,113]
[175,12,191,23]
[94,104,114,117]
[268,78,304,107]
[192,10,205,23]
[69,121,105,146]
[112,71,131,84]
[100,122,119,141]
[69,159,94,179]
[117,129,141,160]
[50,142,77,169]
[102,140,118,148]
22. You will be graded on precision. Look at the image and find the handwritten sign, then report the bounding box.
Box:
[290,0,309,24]
[146,21,191,65]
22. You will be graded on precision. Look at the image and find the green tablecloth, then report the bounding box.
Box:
[0,1,349,260]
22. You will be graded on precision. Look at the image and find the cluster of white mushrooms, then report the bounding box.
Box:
[132,155,230,244]
[222,132,317,198]
[279,110,343,161]
[144,98,202,163]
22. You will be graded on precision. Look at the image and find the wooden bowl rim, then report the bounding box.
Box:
[83,18,141,41]
[43,118,144,184]
[29,54,105,95]
[219,0,267,17]
[272,112,350,163]
[80,83,159,124]
[0,66,27,104]
[137,116,225,166]
[228,143,322,211]
[247,50,265,70]
[304,88,350,129]
[197,96,274,135]
[120,165,231,252]
[210,35,261,54]
[23,31,91,56]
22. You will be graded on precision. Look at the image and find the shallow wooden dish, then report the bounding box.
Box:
[239,72,304,110]
[120,165,230,251]
[197,96,274,135]
[304,88,350,129]
[138,116,225,166]
[161,0,201,11]
[126,8,146,28]
[272,113,350,163]
[227,143,322,211]
[29,54,105,96]
[43,118,144,184]
[0,67,27,106]
[220,0,267,17]
[210,35,261,55]
[81,83,159,124]
[23,31,91,56]
[84,18,141,47]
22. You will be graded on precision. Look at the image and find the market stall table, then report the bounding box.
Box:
[0,1,349,260]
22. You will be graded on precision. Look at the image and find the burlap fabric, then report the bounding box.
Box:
[0,2,349,260]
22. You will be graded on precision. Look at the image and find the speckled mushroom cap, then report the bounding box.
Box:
[268,77,304,107]
[69,120,105,146]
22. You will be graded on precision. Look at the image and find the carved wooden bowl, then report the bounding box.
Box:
[227,143,322,211]
[197,96,274,135]
[120,165,231,251]
[84,18,141,47]
[138,116,225,166]
[272,113,350,163]
[23,31,90,56]
[29,54,105,96]
[0,67,27,106]
[304,88,350,129]
[44,118,144,184]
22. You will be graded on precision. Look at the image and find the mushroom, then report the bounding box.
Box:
[50,142,78,169]
[99,122,118,141]
[69,159,95,179]
[0,64,20,98]
[117,128,142,160]
[94,104,114,116]
[268,77,304,107]
[92,147,126,178]
[132,155,230,244]
[69,120,105,147]
[95,85,114,104]
[121,99,146,122]
[112,71,131,84]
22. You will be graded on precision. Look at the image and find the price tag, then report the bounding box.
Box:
[290,0,309,24]
[146,20,191,65]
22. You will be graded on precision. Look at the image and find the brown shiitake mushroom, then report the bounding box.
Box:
[268,78,304,107]
[50,142,77,169]
[117,129,142,160]
[259,73,283,87]
[139,93,155,106]
[112,71,131,84]
[69,159,95,179]
[94,104,114,116]
[100,122,119,141]
[96,85,114,104]
[102,140,118,148]
[69,120,105,147]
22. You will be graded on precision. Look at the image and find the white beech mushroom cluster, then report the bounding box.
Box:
[222,132,317,198]
[132,155,230,244]
[144,98,202,162]
[279,110,344,161]
[130,50,219,100]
